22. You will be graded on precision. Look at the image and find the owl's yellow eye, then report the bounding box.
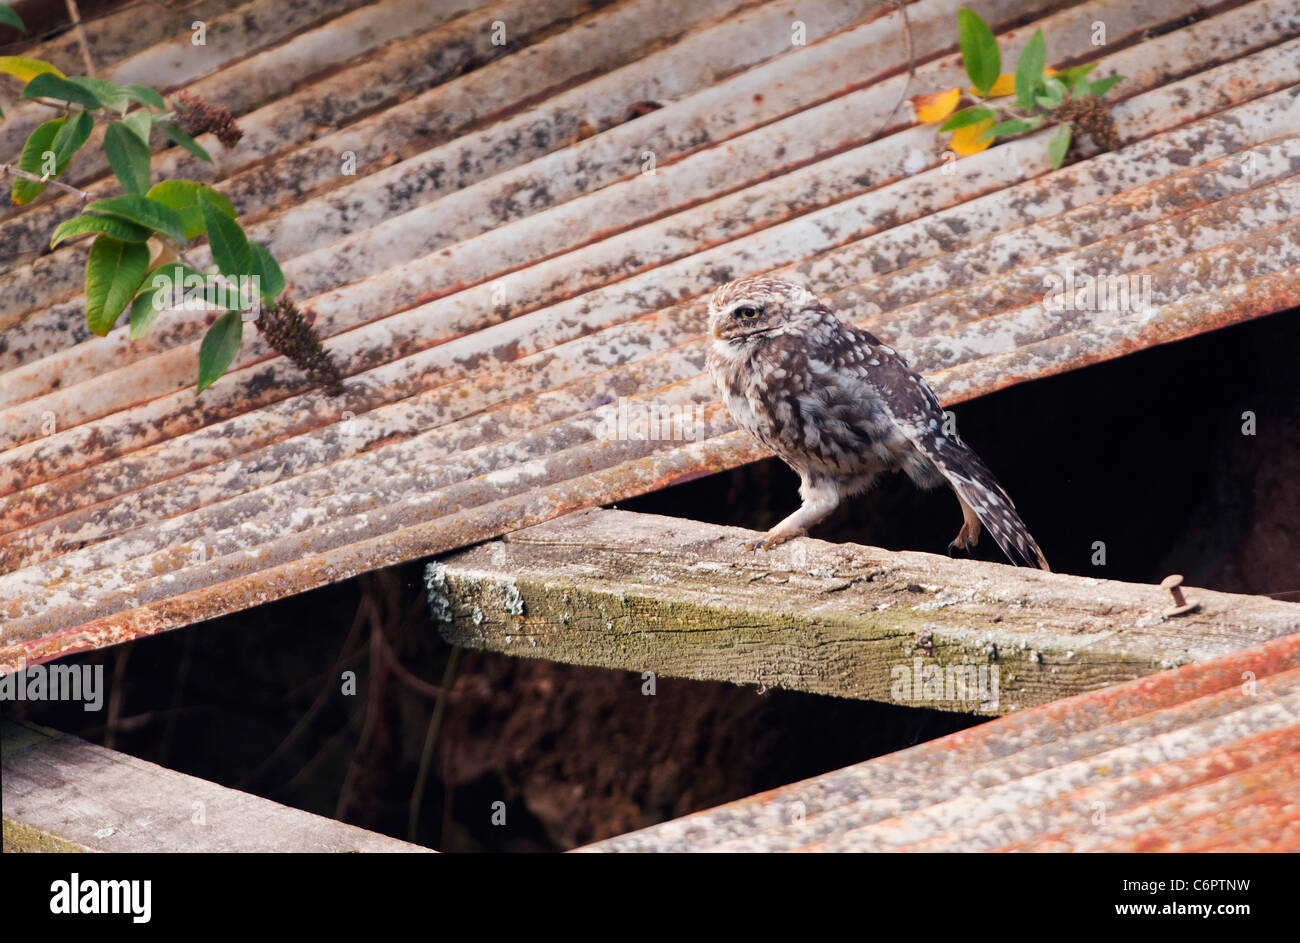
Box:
[733,305,762,320]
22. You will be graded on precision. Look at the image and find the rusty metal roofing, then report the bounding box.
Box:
[581,630,1300,851]
[3,0,1300,664]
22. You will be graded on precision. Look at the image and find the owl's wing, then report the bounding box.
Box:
[826,324,1050,570]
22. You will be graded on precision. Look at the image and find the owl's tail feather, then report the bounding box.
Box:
[928,441,1050,571]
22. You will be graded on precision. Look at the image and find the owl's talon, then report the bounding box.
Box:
[741,533,796,551]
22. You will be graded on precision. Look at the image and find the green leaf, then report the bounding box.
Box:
[158,122,212,163]
[85,235,150,335]
[979,115,1043,141]
[104,122,152,194]
[129,262,203,339]
[938,106,996,132]
[124,84,166,110]
[197,185,236,219]
[201,190,254,278]
[84,195,187,244]
[49,108,93,167]
[1089,75,1124,97]
[21,72,102,109]
[145,181,234,239]
[249,243,284,304]
[197,310,243,393]
[1056,63,1097,86]
[1049,122,1072,169]
[0,56,63,82]
[957,7,1001,96]
[146,180,205,239]
[0,4,27,34]
[66,76,130,113]
[129,288,167,340]
[1014,30,1046,111]
[121,109,153,146]
[1043,76,1067,105]
[10,119,64,205]
[50,213,152,248]
[1072,77,1090,98]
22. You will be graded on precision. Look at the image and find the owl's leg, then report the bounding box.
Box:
[744,477,841,550]
[947,490,982,556]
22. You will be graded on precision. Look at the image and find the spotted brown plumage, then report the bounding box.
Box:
[706,275,1049,569]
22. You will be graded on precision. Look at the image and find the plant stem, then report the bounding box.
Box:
[408,645,461,843]
[864,0,915,143]
[64,0,96,78]
[171,245,224,286]
[169,243,264,320]
[0,162,92,201]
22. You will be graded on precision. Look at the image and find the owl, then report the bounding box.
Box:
[706,275,1049,569]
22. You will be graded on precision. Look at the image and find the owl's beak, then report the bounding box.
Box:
[710,317,736,340]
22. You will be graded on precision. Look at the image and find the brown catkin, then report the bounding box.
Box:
[1054,96,1120,153]
[258,298,345,395]
[173,90,245,149]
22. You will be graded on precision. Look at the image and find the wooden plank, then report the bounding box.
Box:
[577,631,1300,852]
[432,509,1300,715]
[1,720,430,853]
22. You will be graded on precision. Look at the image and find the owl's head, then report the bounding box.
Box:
[707,275,824,341]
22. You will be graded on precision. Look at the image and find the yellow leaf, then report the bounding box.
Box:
[974,73,1015,98]
[910,87,961,124]
[971,68,1057,98]
[951,117,996,156]
[0,57,65,83]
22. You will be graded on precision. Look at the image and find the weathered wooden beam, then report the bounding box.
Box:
[1,720,430,853]
[431,509,1300,715]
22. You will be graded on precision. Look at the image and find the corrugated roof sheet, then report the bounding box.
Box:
[3,0,1300,664]
[580,630,1300,851]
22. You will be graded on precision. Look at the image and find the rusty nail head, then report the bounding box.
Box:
[1161,574,1199,617]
